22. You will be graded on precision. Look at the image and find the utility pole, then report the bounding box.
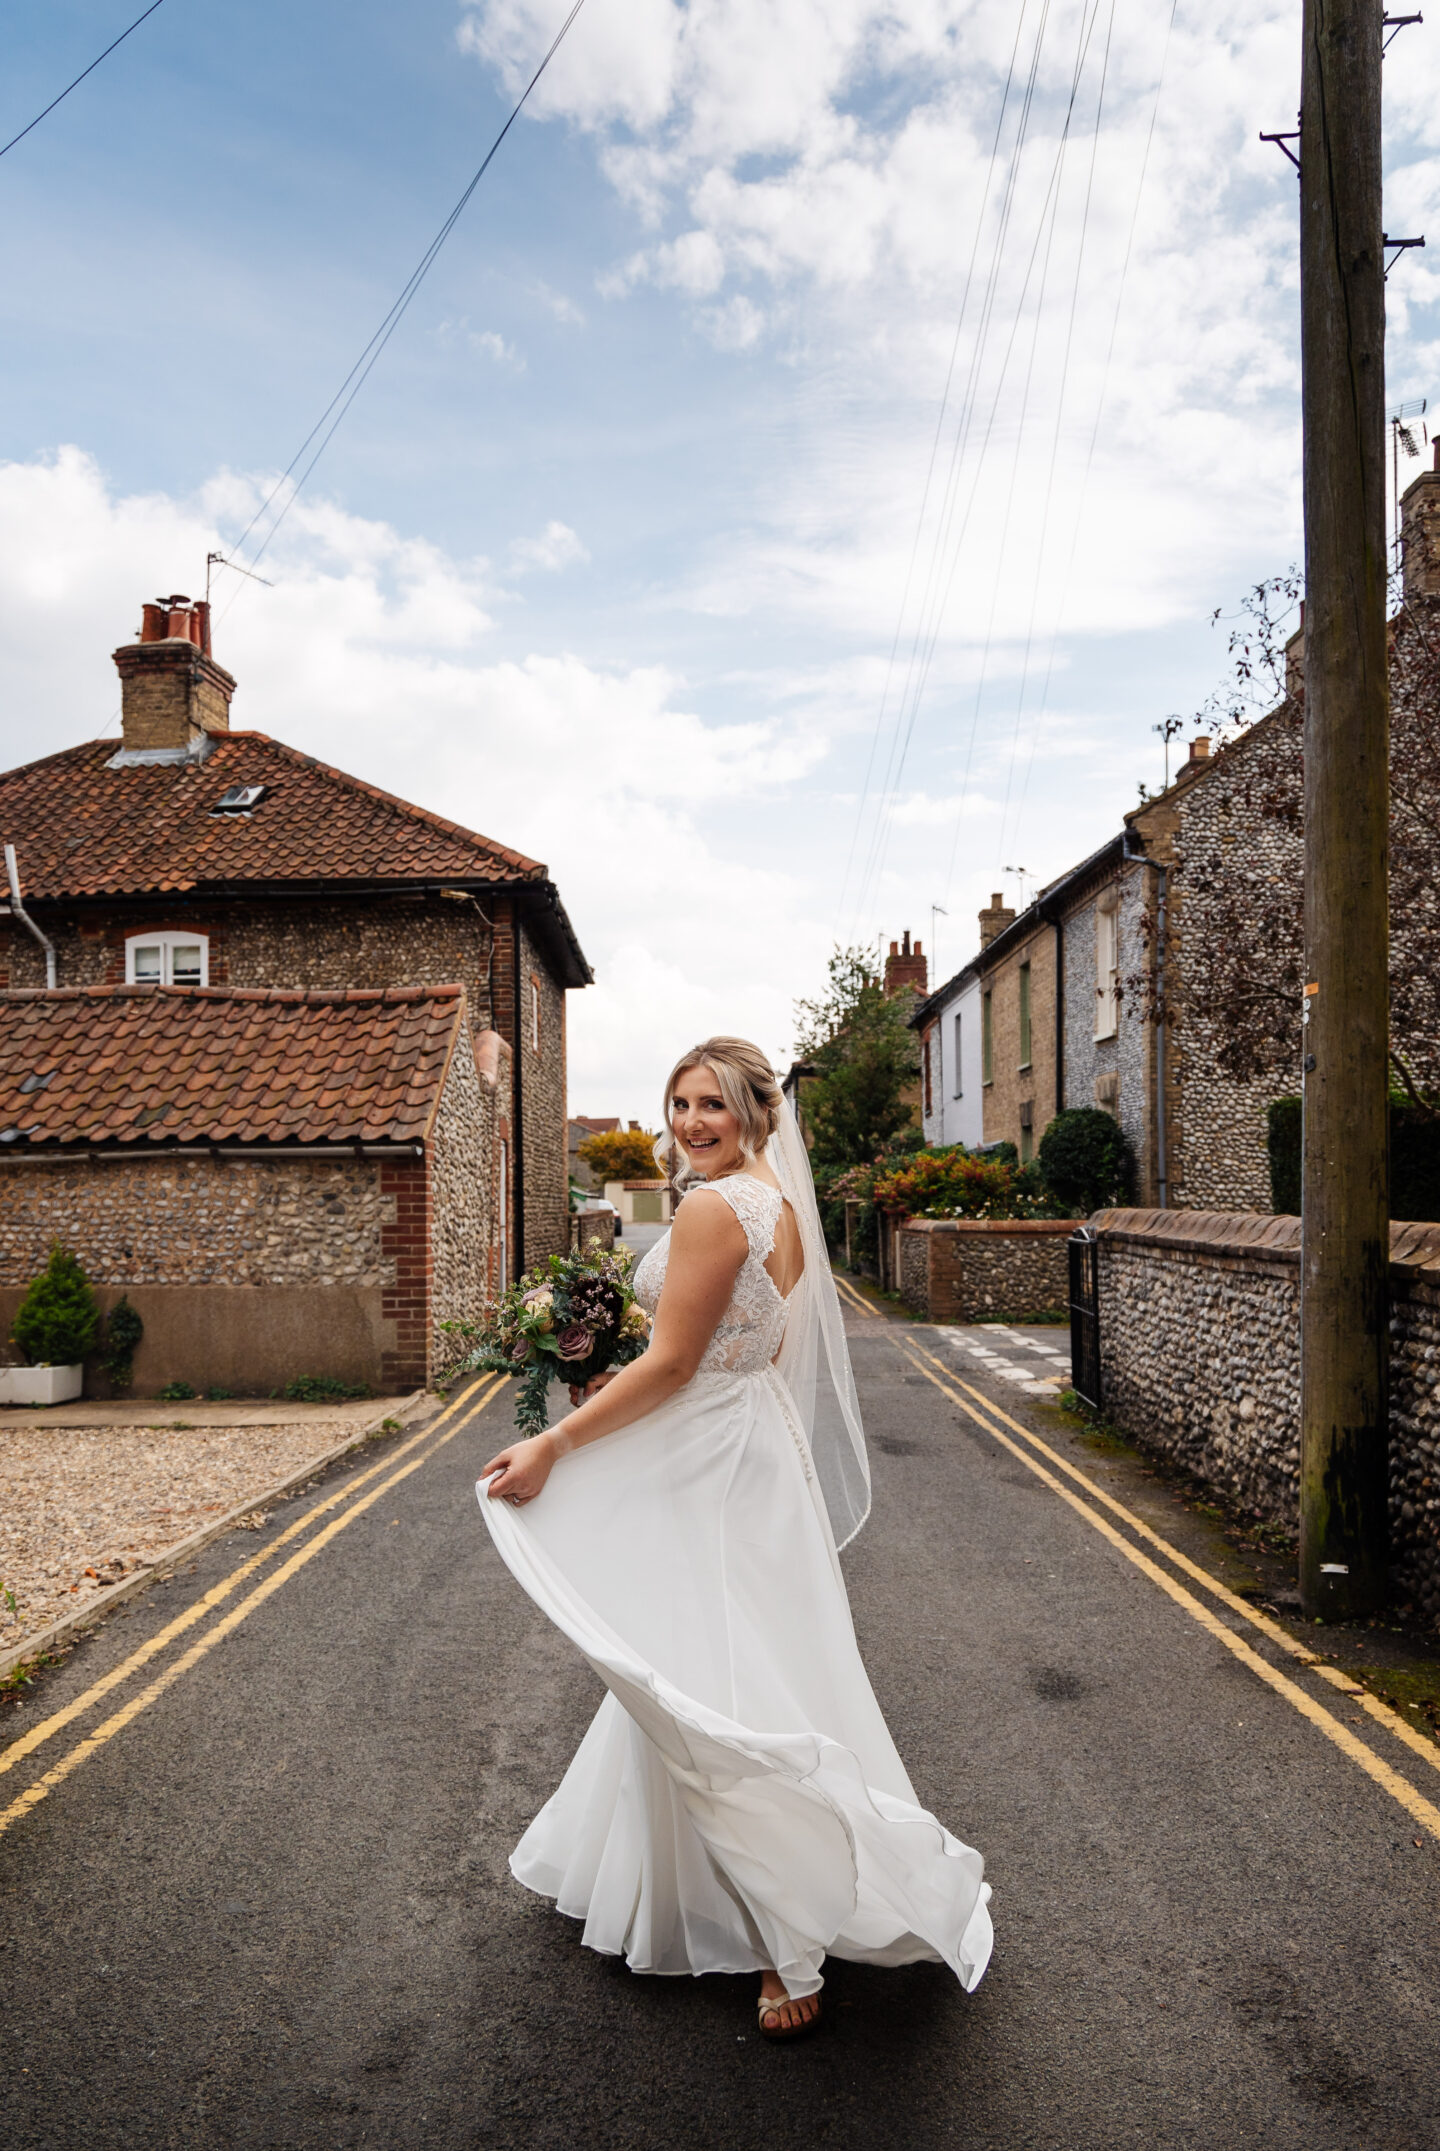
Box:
[1299,0,1390,1618]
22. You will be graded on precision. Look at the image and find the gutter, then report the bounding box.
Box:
[3,844,56,988]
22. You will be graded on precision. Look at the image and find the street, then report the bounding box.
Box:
[1,1303,1437,2151]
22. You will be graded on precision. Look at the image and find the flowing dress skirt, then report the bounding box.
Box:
[477,1364,993,2000]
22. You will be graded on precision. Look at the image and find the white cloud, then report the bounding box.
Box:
[0,451,836,1110]
[436,318,525,368]
[508,520,590,573]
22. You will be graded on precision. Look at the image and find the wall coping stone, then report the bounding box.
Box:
[1091,1206,1440,1277]
[900,1217,1077,1237]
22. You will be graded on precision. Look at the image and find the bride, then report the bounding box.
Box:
[479,1036,992,2038]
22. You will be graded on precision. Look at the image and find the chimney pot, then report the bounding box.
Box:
[978,893,1017,950]
[114,595,235,753]
[883,931,928,998]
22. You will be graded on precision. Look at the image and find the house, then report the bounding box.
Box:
[568,1114,619,1191]
[912,960,983,1150]
[0,594,591,1388]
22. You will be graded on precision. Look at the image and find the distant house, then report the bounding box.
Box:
[0,594,591,1390]
[911,961,983,1151]
[568,1114,620,1191]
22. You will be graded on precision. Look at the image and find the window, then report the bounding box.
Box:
[125,931,208,986]
[1019,1098,1034,1164]
[953,1011,963,1098]
[923,1027,934,1116]
[1018,962,1032,1070]
[1095,900,1119,1039]
[530,975,541,1054]
[981,992,993,1085]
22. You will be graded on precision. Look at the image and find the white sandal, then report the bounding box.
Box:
[756,1988,821,2040]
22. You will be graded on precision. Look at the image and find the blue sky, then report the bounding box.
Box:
[2,1,1438,1114]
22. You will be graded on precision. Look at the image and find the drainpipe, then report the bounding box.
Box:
[1053,915,1064,1115]
[1154,863,1169,1209]
[3,844,56,988]
[511,900,526,1275]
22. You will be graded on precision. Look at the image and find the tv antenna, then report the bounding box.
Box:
[1390,399,1428,562]
[206,551,275,604]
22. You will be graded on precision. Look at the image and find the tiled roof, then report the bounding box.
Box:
[0,984,467,1150]
[0,733,545,899]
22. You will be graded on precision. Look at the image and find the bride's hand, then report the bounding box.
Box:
[483,1431,558,1506]
[567,1371,618,1406]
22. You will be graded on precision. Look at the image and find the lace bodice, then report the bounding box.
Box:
[632,1176,792,1377]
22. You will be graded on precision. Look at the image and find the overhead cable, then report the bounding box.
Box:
[0,0,166,162]
[225,0,590,582]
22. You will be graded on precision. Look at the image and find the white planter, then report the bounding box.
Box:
[0,1363,83,1406]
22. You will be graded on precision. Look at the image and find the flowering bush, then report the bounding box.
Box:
[870,1147,1066,1221]
[451,1244,652,1437]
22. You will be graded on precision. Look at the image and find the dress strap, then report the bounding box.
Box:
[689,1175,784,1263]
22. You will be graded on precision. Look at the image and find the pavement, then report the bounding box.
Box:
[1,1302,1437,2149]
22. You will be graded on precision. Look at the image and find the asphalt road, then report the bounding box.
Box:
[2,1306,1438,2151]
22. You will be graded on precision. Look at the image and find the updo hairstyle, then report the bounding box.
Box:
[655,1036,783,1188]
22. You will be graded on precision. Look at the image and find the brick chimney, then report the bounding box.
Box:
[1176,736,1212,783]
[884,930,928,997]
[1400,441,1440,601]
[978,893,1015,949]
[113,595,236,754]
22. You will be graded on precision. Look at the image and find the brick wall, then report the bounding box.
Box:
[981,923,1058,1161]
[430,1016,503,1376]
[1093,1208,1440,1631]
[518,918,569,1268]
[898,1218,1074,1322]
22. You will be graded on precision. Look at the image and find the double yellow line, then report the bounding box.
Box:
[0,1373,505,1837]
[846,1292,1440,1843]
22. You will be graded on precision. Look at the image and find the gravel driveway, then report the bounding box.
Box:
[0,1399,415,1662]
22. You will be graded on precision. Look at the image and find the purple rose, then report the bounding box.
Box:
[556,1323,593,1361]
[510,1339,532,1363]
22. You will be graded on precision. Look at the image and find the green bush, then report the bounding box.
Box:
[1268,1097,1303,1214]
[1037,1109,1134,1214]
[282,1375,371,1403]
[1269,1093,1440,1220]
[100,1296,144,1391]
[11,1243,101,1367]
[159,1380,197,1401]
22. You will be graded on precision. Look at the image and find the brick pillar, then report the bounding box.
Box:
[380,1154,433,1389]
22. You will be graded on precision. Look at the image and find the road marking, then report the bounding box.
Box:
[893,1339,1440,1840]
[0,1378,505,1836]
[907,1337,1440,1779]
[833,1273,881,1318]
[0,1375,500,1780]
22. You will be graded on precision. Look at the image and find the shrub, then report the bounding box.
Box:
[1269,1092,1440,1220]
[1037,1109,1134,1214]
[576,1128,662,1184]
[159,1380,197,1401]
[100,1297,144,1391]
[871,1146,1064,1220]
[11,1244,101,1367]
[282,1375,371,1403]
[1268,1097,1303,1215]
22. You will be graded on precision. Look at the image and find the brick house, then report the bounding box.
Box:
[0,982,505,1392]
[0,594,590,1386]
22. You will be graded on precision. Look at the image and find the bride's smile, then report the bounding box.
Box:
[670,1069,744,1176]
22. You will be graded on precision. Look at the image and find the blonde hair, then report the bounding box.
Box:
[656,1036,783,1187]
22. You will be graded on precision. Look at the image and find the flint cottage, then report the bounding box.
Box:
[0,596,590,1394]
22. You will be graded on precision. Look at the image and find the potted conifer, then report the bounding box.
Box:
[2,1243,100,1405]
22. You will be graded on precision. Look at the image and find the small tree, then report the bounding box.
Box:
[577,1128,662,1184]
[12,1243,101,1367]
[101,1297,145,1390]
[792,946,921,1168]
[1037,1109,1134,1214]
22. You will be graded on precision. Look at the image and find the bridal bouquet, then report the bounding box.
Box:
[461,1245,652,1438]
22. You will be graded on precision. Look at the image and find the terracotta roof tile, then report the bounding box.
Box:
[0,733,546,899]
[0,984,466,1150]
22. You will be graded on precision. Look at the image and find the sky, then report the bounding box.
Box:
[1,0,1438,1119]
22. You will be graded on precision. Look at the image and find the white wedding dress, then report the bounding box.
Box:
[478,1167,993,2001]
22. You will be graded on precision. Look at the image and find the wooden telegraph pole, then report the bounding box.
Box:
[1299,0,1390,1619]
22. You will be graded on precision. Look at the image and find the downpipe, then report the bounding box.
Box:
[3,843,56,988]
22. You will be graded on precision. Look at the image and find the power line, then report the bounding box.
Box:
[223,0,591,584]
[0,0,166,161]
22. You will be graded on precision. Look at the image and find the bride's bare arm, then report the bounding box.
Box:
[482,1191,747,1502]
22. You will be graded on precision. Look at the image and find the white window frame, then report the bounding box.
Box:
[1094,900,1119,1040]
[125,931,210,986]
[953,1011,963,1097]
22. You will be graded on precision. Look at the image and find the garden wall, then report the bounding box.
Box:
[1091,1208,1440,1629]
[898,1219,1074,1322]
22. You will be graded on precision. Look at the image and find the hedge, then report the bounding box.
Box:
[1267,1095,1440,1221]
